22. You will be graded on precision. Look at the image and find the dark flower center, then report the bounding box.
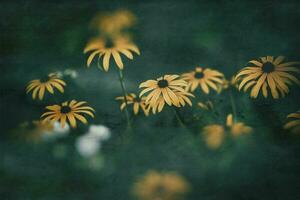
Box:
[135,97,141,102]
[40,76,50,83]
[157,79,169,88]
[105,38,115,48]
[262,62,275,73]
[60,106,71,114]
[194,72,204,79]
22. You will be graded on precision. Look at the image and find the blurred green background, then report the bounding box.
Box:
[1,0,300,199]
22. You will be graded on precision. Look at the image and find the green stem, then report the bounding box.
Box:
[118,70,131,129]
[173,108,185,127]
[229,87,237,121]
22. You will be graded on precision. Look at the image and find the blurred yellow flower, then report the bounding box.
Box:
[41,100,95,128]
[19,120,54,142]
[203,124,225,149]
[284,111,300,134]
[182,67,224,94]
[197,100,214,110]
[132,170,190,200]
[26,73,66,100]
[84,36,140,71]
[202,114,252,149]
[91,9,136,36]
[235,56,300,99]
[139,75,194,114]
[116,93,150,116]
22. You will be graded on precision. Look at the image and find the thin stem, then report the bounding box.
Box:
[118,70,131,129]
[173,108,185,127]
[229,87,237,121]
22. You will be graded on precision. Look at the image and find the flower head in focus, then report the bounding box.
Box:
[139,75,194,114]
[41,100,95,128]
[26,73,66,100]
[235,56,300,99]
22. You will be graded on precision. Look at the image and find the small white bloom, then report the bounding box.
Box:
[64,69,78,78]
[42,122,70,140]
[76,136,100,157]
[87,125,111,141]
[53,71,63,78]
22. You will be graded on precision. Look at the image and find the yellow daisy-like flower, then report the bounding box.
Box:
[235,56,300,99]
[132,170,190,200]
[182,67,224,93]
[198,100,214,110]
[139,75,194,114]
[284,111,300,134]
[84,36,140,71]
[202,114,252,149]
[26,74,66,100]
[41,100,95,128]
[91,9,136,36]
[19,120,54,142]
[116,93,150,116]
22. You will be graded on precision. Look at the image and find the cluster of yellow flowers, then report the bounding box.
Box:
[132,170,190,200]
[25,10,300,134]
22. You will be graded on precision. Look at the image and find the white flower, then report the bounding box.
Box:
[64,69,78,78]
[86,125,111,141]
[42,122,70,140]
[76,136,100,157]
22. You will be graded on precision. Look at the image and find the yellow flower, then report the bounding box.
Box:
[132,170,190,200]
[139,75,194,114]
[20,120,54,142]
[116,93,149,116]
[203,124,225,149]
[41,100,95,128]
[197,100,214,110]
[202,114,252,149]
[91,9,136,36]
[84,36,140,71]
[235,56,300,99]
[226,114,252,137]
[26,74,66,100]
[182,67,224,93]
[284,111,300,134]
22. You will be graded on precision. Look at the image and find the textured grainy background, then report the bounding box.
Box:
[1,0,300,199]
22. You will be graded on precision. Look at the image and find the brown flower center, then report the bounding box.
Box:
[40,76,50,83]
[105,38,115,48]
[194,72,204,79]
[157,79,169,88]
[261,62,275,73]
[60,106,71,114]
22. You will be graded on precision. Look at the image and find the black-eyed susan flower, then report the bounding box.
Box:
[132,170,190,200]
[202,114,252,149]
[26,74,66,100]
[139,75,194,114]
[235,56,300,99]
[284,111,300,134]
[41,100,95,128]
[198,100,214,110]
[90,9,136,36]
[116,93,150,116]
[84,36,140,71]
[182,67,224,94]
